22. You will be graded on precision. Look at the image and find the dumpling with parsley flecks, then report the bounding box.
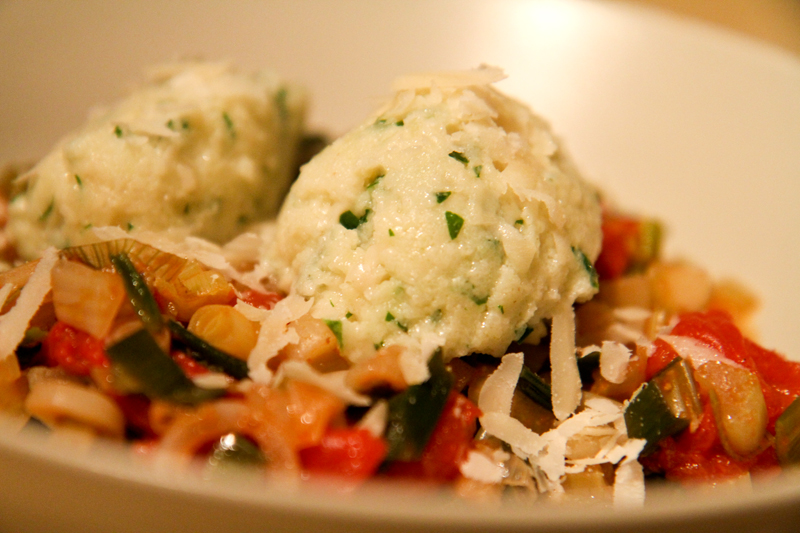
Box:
[270,66,601,381]
[7,61,306,259]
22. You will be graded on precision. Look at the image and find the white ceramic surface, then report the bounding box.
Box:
[1,1,799,532]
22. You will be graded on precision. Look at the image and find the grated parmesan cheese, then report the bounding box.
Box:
[246,293,313,383]
[550,306,581,420]
[0,248,58,375]
[599,341,632,384]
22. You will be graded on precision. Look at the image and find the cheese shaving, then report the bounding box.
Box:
[247,293,313,383]
[478,352,523,416]
[391,65,506,91]
[599,341,632,384]
[659,334,743,368]
[0,247,58,368]
[613,459,646,507]
[550,306,581,420]
[459,450,506,484]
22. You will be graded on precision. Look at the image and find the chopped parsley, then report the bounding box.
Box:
[471,294,489,306]
[366,172,385,189]
[388,229,395,236]
[74,174,83,187]
[435,192,451,204]
[498,305,505,314]
[448,151,469,165]
[339,209,370,230]
[385,312,408,332]
[38,200,54,222]
[515,219,524,226]
[325,320,344,348]
[222,112,236,139]
[345,312,353,319]
[126,222,134,231]
[275,87,289,121]
[473,165,482,178]
[445,211,464,239]
[114,125,123,138]
[573,247,599,289]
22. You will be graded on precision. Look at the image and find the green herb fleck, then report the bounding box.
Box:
[445,211,464,239]
[516,325,535,342]
[448,151,469,165]
[75,174,83,187]
[395,120,404,126]
[39,200,54,222]
[325,320,344,348]
[498,305,504,314]
[573,247,599,289]
[435,192,451,204]
[114,125,123,138]
[127,222,134,231]
[339,209,370,230]
[366,173,385,189]
[473,165,482,178]
[385,312,408,332]
[430,309,443,322]
[222,112,236,139]
[471,295,489,306]
[275,87,289,121]
[515,219,524,226]
[345,311,353,319]
[388,229,395,236]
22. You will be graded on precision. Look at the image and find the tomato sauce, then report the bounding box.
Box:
[642,310,800,482]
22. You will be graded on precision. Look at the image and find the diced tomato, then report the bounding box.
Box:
[645,337,680,380]
[238,290,284,310]
[643,310,798,482]
[43,321,109,377]
[171,350,210,378]
[113,393,155,439]
[299,427,387,481]
[595,213,641,280]
[385,391,481,482]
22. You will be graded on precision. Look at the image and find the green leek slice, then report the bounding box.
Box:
[167,320,249,380]
[517,366,553,411]
[110,252,164,332]
[106,328,224,405]
[776,396,800,465]
[384,350,453,461]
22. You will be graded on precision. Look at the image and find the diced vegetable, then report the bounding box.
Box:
[300,427,387,480]
[206,432,267,470]
[775,396,800,465]
[187,305,258,360]
[693,360,768,458]
[384,350,453,461]
[51,259,126,339]
[110,253,163,332]
[43,321,109,377]
[167,320,249,380]
[625,357,702,454]
[106,327,225,405]
[517,366,553,411]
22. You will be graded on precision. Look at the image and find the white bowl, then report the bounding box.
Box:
[1,1,799,531]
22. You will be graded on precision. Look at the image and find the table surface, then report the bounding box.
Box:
[624,0,800,56]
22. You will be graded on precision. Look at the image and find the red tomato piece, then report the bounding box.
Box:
[43,321,109,377]
[171,350,210,378]
[595,212,641,280]
[386,392,482,482]
[299,428,387,481]
[113,393,155,439]
[643,310,796,481]
[238,290,284,310]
